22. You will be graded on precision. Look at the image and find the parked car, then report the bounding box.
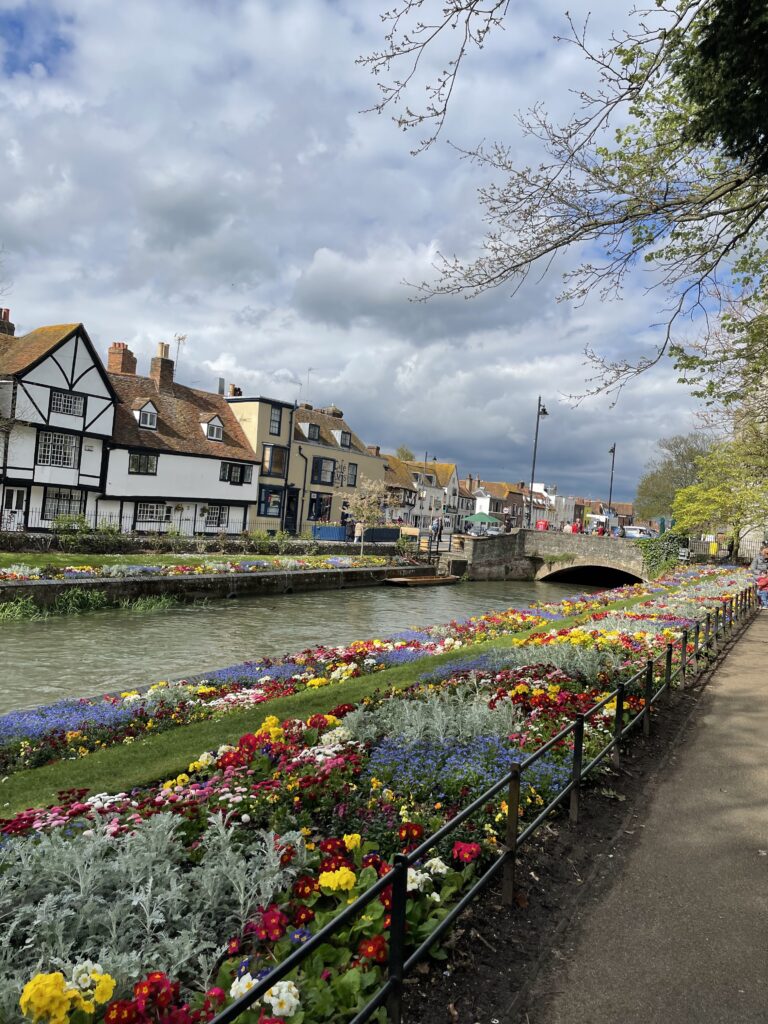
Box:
[622,526,657,539]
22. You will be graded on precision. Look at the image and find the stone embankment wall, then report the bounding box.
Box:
[446,530,647,582]
[0,564,434,608]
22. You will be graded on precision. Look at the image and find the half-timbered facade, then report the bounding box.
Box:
[0,313,116,530]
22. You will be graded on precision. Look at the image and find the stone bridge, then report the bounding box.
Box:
[445,529,648,584]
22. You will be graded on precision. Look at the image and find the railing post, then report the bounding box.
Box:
[569,716,584,825]
[643,659,653,738]
[386,855,409,1024]
[680,629,688,688]
[502,763,521,907]
[612,683,625,767]
[704,612,711,656]
[713,608,720,653]
[693,622,700,674]
[729,596,735,633]
[664,643,673,701]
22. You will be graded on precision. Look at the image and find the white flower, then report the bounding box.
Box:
[406,868,432,893]
[241,814,251,824]
[429,891,441,903]
[424,857,449,876]
[264,980,300,1017]
[230,974,258,1000]
[70,961,103,993]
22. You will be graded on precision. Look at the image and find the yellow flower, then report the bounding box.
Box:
[92,972,116,1004]
[343,833,361,851]
[318,866,357,891]
[20,973,76,1024]
[306,676,329,688]
[369,777,382,790]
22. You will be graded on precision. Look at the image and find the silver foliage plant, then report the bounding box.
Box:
[343,679,524,744]
[0,814,305,1023]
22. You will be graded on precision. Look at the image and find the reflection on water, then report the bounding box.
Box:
[2,579,598,713]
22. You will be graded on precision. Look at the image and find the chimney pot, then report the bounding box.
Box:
[150,344,175,391]
[0,308,15,337]
[107,341,137,375]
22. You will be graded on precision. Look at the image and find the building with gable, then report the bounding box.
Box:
[382,453,417,522]
[0,311,116,530]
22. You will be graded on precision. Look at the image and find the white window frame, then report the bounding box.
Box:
[37,431,79,468]
[50,391,84,417]
[204,505,229,529]
[206,419,224,441]
[139,407,157,430]
[136,502,171,523]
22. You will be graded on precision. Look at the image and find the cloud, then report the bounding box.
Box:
[0,0,702,503]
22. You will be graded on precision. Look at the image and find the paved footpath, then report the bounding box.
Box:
[521,614,768,1024]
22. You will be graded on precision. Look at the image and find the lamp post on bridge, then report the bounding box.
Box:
[607,443,616,535]
[527,396,549,529]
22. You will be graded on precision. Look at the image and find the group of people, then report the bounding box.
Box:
[344,518,364,542]
[560,521,626,537]
[430,517,444,544]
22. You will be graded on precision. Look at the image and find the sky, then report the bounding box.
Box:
[0,0,704,502]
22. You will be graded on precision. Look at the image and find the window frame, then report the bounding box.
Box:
[258,484,284,518]
[311,456,336,485]
[203,504,229,529]
[269,406,283,436]
[347,462,358,487]
[36,431,80,469]
[136,502,172,524]
[261,444,288,478]
[220,462,254,485]
[206,420,224,441]
[307,423,320,441]
[41,486,86,521]
[50,390,85,418]
[308,491,333,521]
[139,407,158,430]
[340,430,352,448]
[128,451,159,476]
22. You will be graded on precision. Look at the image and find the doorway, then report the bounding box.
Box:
[2,487,27,531]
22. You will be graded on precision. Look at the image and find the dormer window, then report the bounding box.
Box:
[308,424,320,441]
[203,416,224,441]
[340,430,351,448]
[138,403,157,430]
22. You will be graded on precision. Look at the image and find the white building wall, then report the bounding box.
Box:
[6,425,36,478]
[106,449,259,504]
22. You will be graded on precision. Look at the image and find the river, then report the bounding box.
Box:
[0,579,597,713]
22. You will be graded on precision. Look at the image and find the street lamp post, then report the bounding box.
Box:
[527,396,549,528]
[607,443,616,534]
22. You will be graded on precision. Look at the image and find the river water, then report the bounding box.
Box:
[0,579,597,713]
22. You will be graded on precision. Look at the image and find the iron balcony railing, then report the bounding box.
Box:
[209,584,758,1024]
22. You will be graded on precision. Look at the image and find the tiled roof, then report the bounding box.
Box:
[383,454,418,491]
[109,372,257,462]
[458,483,475,498]
[406,460,457,487]
[294,407,375,456]
[0,324,80,375]
[461,479,525,500]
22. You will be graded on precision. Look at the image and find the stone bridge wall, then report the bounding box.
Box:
[447,529,647,582]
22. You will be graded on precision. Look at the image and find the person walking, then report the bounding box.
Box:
[749,544,768,607]
[354,520,364,544]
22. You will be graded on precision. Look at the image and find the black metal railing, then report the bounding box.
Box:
[209,584,757,1024]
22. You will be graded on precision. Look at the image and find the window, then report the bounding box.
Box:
[347,463,358,487]
[220,462,254,485]
[203,505,229,528]
[308,491,333,521]
[128,452,158,475]
[311,456,335,484]
[261,445,288,478]
[340,430,351,448]
[50,391,84,417]
[258,485,283,517]
[206,421,224,441]
[37,431,79,468]
[136,502,171,523]
[307,423,320,441]
[139,407,157,429]
[42,487,85,520]
[269,406,282,435]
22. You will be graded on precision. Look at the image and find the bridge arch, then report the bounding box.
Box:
[535,563,645,586]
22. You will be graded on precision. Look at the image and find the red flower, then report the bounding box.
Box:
[104,1001,138,1024]
[227,937,241,956]
[293,875,318,899]
[262,905,288,941]
[358,934,388,963]
[292,903,316,925]
[452,841,482,863]
[318,837,346,855]
[397,822,424,843]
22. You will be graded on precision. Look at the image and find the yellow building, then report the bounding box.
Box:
[227,394,386,534]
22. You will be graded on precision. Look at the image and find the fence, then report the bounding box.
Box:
[209,583,758,1024]
[2,508,248,537]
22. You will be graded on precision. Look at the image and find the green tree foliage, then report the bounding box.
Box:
[395,445,415,461]
[361,1,768,399]
[337,478,390,553]
[634,432,713,519]
[672,438,768,549]
[676,0,768,173]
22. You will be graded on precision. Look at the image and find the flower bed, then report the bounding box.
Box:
[2,566,748,1024]
[0,556,391,583]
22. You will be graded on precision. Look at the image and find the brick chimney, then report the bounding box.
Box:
[149,342,174,391]
[367,445,380,456]
[0,309,15,337]
[107,342,137,374]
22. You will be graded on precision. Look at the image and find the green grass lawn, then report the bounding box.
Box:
[0,592,657,817]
